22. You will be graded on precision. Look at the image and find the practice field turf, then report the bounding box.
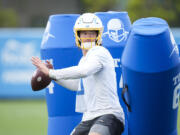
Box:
[0,100,179,135]
[0,100,48,135]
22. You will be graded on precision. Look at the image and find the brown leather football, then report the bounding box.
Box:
[31,64,53,91]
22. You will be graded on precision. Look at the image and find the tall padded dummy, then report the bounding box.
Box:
[41,14,82,135]
[95,11,131,135]
[121,17,180,135]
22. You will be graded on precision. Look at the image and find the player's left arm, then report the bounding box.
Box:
[55,79,80,91]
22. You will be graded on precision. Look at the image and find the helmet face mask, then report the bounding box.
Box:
[80,38,96,50]
[74,13,103,50]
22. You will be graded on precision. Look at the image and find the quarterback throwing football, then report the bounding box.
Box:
[31,13,125,135]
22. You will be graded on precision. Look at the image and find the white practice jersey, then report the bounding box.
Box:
[49,46,125,124]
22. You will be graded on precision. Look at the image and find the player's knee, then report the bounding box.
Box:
[88,132,101,135]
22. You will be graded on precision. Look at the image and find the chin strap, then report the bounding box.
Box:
[81,42,96,49]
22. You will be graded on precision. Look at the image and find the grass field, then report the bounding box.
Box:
[0,100,179,135]
[0,100,48,135]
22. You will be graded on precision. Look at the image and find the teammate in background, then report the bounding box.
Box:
[31,13,124,135]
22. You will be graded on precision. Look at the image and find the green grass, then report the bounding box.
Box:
[0,100,179,135]
[178,104,180,135]
[0,100,48,135]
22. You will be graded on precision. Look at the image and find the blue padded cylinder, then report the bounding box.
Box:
[121,17,180,135]
[41,14,82,135]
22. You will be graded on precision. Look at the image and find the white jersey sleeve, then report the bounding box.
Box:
[55,79,79,91]
[49,55,103,80]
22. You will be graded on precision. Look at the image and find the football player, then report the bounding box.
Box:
[31,13,125,135]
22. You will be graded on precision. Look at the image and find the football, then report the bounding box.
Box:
[31,64,53,91]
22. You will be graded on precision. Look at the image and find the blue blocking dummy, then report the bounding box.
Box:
[41,14,82,135]
[95,11,131,135]
[121,17,180,135]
